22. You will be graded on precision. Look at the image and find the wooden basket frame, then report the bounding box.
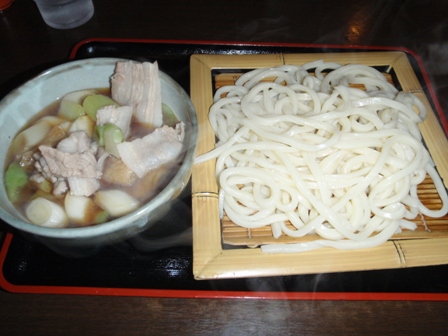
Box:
[190,52,448,280]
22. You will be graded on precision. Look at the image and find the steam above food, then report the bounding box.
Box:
[5,60,186,228]
[195,61,448,253]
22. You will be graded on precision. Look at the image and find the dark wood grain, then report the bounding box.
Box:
[1,292,448,336]
[2,0,448,334]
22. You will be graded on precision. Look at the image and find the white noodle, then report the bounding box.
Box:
[194,61,448,253]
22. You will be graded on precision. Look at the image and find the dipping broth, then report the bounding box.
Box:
[4,61,186,228]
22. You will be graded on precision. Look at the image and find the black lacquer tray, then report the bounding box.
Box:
[1,39,448,300]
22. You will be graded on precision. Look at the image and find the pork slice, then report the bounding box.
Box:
[138,62,162,126]
[34,155,57,183]
[96,105,133,138]
[117,122,185,178]
[56,130,91,154]
[53,178,69,196]
[110,61,134,101]
[67,176,100,197]
[38,146,102,179]
[111,61,162,127]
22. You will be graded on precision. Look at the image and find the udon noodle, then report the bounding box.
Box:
[194,61,448,253]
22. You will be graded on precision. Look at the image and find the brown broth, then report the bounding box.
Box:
[5,88,182,228]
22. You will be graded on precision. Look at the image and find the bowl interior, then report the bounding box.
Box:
[0,57,198,239]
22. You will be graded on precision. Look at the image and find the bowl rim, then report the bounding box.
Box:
[0,57,198,239]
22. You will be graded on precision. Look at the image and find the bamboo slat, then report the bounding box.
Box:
[190,52,448,280]
[190,55,219,195]
[391,53,448,190]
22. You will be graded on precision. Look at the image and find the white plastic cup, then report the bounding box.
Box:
[34,0,94,29]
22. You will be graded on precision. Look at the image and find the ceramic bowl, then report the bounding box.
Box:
[0,57,198,256]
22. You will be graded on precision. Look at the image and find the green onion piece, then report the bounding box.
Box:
[103,123,123,158]
[58,100,86,120]
[61,89,99,104]
[83,94,119,121]
[5,162,28,203]
[95,210,109,224]
[162,103,179,127]
[94,125,105,146]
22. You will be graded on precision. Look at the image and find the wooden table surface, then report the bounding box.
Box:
[1,0,448,335]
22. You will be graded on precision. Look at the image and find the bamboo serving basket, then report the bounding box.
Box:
[190,52,448,280]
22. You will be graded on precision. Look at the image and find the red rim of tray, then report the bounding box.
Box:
[0,38,447,300]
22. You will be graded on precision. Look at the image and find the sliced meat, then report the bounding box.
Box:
[96,105,133,138]
[56,130,92,154]
[30,172,46,184]
[67,177,101,197]
[111,61,162,127]
[53,178,69,196]
[38,146,102,179]
[36,143,102,197]
[34,154,58,183]
[117,122,185,178]
[35,144,102,197]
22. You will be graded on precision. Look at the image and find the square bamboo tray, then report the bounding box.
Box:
[190,52,448,280]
